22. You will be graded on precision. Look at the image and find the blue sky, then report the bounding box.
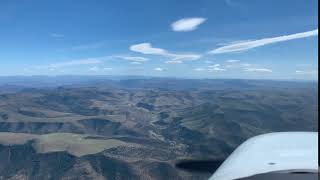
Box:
[0,0,318,80]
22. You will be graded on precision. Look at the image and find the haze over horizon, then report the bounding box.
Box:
[0,0,318,80]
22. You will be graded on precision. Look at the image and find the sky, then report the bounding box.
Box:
[0,0,318,80]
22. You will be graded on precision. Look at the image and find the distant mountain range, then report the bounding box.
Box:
[0,76,317,90]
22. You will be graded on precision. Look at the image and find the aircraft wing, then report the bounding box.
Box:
[209,132,318,180]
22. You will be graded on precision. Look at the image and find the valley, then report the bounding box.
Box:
[0,77,317,179]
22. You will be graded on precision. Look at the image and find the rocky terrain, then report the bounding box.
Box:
[0,77,317,179]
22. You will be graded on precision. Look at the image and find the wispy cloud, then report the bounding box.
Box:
[225,62,251,69]
[130,61,143,65]
[295,64,312,67]
[71,42,105,50]
[244,68,273,73]
[209,29,318,54]
[130,43,201,63]
[224,0,242,8]
[171,54,202,61]
[208,64,221,68]
[115,56,149,62]
[165,60,183,64]
[208,67,226,72]
[154,67,164,71]
[225,0,236,6]
[48,58,102,68]
[50,33,64,38]
[171,17,207,32]
[33,57,106,72]
[224,62,272,73]
[242,63,252,67]
[194,64,227,73]
[89,66,113,72]
[208,64,226,72]
[295,70,318,75]
[226,59,240,63]
[194,68,205,71]
[89,66,100,72]
[204,60,214,64]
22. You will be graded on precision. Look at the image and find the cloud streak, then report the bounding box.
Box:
[130,43,201,63]
[89,66,113,72]
[208,64,226,72]
[171,17,207,32]
[154,67,164,71]
[33,57,107,72]
[244,68,273,73]
[295,70,318,75]
[226,59,240,63]
[130,62,143,65]
[71,42,105,50]
[210,29,318,54]
[194,68,205,71]
[50,33,64,38]
[48,58,102,68]
[89,66,100,72]
[115,56,149,62]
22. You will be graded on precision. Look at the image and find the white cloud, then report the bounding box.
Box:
[154,67,164,71]
[295,70,318,75]
[116,56,149,62]
[226,59,240,63]
[209,29,318,54]
[171,18,206,32]
[244,68,273,73]
[130,43,201,63]
[130,43,167,55]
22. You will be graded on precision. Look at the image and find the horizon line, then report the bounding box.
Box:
[0,75,317,82]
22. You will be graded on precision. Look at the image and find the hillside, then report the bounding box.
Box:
[0,78,317,179]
